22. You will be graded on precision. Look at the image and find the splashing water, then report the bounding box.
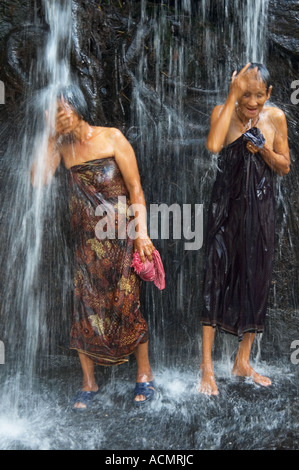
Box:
[0,0,72,408]
[0,0,298,451]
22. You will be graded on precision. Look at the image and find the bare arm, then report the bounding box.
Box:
[247,109,290,176]
[206,100,236,153]
[30,137,61,187]
[259,110,290,175]
[31,98,76,187]
[206,63,252,153]
[111,128,154,262]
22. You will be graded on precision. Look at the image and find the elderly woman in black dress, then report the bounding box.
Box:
[199,63,290,395]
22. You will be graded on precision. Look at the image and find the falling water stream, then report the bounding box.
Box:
[0,0,298,450]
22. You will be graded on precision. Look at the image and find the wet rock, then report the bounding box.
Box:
[269,0,299,57]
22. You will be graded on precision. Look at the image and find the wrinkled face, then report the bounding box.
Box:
[238,77,271,120]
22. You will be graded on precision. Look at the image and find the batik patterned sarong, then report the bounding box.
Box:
[68,157,148,365]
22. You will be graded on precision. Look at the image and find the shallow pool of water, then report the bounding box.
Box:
[0,355,297,450]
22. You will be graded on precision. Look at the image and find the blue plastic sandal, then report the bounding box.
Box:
[133,380,156,405]
[72,390,99,412]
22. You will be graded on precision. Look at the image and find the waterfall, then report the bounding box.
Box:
[244,0,269,63]
[126,0,270,366]
[202,0,269,98]
[0,0,72,402]
[0,0,297,451]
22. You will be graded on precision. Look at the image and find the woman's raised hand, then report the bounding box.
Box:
[45,96,74,137]
[229,62,258,102]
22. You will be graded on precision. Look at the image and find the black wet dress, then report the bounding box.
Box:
[201,128,275,339]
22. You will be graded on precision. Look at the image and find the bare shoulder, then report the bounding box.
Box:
[108,128,134,155]
[105,127,125,140]
[209,104,225,125]
[211,104,224,116]
[264,105,287,125]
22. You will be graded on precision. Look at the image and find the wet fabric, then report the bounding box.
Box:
[243,129,266,148]
[68,157,148,365]
[131,249,166,290]
[201,128,275,339]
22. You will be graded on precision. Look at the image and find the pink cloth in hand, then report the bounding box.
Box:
[131,249,165,290]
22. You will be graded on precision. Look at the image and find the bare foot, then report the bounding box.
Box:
[232,363,272,387]
[198,364,219,396]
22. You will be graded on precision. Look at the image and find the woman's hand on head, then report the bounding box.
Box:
[229,62,258,102]
[45,97,75,137]
[55,103,75,135]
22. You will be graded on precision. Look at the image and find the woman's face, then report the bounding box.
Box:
[237,77,272,121]
[55,98,81,136]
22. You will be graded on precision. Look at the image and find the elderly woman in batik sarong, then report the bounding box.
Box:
[31,85,157,410]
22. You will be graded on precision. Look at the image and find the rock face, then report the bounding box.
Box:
[0,0,298,361]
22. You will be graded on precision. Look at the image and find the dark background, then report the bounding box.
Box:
[0,0,298,367]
